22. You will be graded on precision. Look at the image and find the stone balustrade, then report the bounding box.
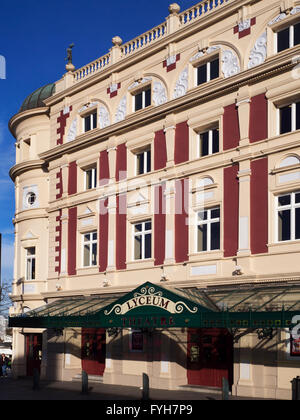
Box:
[70,0,233,85]
[179,0,230,25]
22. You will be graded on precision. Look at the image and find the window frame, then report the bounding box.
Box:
[84,166,97,191]
[198,127,220,158]
[132,220,152,261]
[132,86,152,112]
[276,20,300,53]
[196,56,220,87]
[276,191,300,243]
[196,207,221,253]
[82,231,98,267]
[83,111,98,133]
[278,101,300,135]
[25,247,36,281]
[135,148,151,176]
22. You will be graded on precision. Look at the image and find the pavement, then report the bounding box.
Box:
[0,376,270,401]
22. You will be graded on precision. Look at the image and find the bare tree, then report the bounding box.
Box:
[0,282,11,317]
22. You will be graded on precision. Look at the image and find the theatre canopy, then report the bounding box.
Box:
[9,282,300,330]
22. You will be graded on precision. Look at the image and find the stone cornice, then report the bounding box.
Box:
[10,273,300,303]
[9,107,50,138]
[39,46,299,162]
[9,159,46,181]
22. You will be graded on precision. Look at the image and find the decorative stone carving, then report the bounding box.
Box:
[190,51,204,63]
[238,19,251,32]
[115,96,127,122]
[67,118,77,142]
[222,50,240,78]
[99,105,110,129]
[291,6,300,15]
[153,81,167,106]
[268,13,287,26]
[248,31,267,69]
[167,55,177,66]
[128,77,152,91]
[78,101,99,113]
[173,67,188,99]
[190,46,221,62]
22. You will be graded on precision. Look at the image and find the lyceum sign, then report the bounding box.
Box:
[104,285,198,316]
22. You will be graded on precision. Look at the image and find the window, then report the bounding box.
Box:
[197,207,220,252]
[133,220,152,260]
[83,232,98,267]
[131,330,144,352]
[277,21,300,53]
[134,87,151,111]
[136,148,151,175]
[26,247,36,281]
[279,102,300,134]
[199,128,219,157]
[197,58,219,86]
[85,167,97,190]
[84,112,97,132]
[26,192,37,207]
[277,192,300,242]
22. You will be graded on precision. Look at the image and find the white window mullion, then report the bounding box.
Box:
[291,193,296,241]
[208,219,212,251]
[292,103,296,132]
[207,62,211,82]
[290,25,294,49]
[208,130,213,155]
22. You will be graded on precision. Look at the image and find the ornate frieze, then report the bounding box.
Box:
[173,67,188,99]
[153,81,167,106]
[115,96,127,122]
[248,31,267,69]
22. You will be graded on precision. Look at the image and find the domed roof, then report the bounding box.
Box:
[19,83,56,113]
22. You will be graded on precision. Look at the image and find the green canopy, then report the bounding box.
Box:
[9,282,300,329]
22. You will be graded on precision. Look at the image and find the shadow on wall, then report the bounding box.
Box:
[10,328,298,383]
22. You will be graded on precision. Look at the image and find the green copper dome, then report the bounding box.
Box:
[19,83,56,113]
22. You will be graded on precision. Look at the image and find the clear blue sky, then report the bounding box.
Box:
[0,0,196,284]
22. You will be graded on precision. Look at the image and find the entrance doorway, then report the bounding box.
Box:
[81,328,106,376]
[187,328,233,388]
[25,334,42,377]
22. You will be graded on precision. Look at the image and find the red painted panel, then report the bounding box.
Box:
[187,329,233,389]
[251,158,268,254]
[82,328,106,376]
[154,130,167,171]
[56,169,63,200]
[116,143,127,182]
[99,150,110,186]
[68,207,77,276]
[116,194,127,270]
[55,210,62,274]
[175,179,189,263]
[68,161,77,195]
[249,93,268,143]
[223,164,239,258]
[26,334,42,377]
[154,184,166,266]
[175,121,189,165]
[223,104,240,151]
[99,199,109,273]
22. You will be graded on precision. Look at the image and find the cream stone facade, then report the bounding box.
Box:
[7,0,300,399]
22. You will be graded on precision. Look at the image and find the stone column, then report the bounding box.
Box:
[164,115,176,168]
[237,161,251,257]
[236,86,251,148]
[164,180,176,265]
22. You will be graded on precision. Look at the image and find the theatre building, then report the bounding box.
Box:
[8,0,300,399]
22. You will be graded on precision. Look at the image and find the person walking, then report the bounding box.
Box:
[0,354,9,377]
